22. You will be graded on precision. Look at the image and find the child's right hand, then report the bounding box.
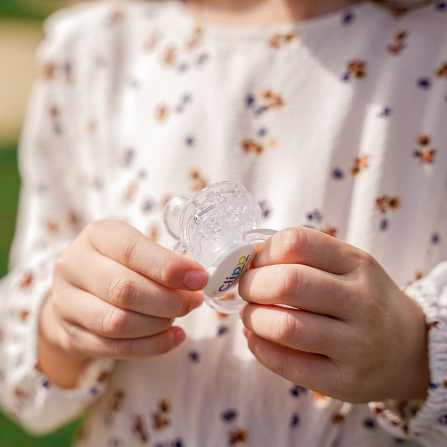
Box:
[39,220,207,364]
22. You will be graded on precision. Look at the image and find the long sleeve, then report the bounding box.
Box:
[365,264,447,447]
[0,9,114,435]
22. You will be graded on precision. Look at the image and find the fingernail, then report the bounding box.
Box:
[183,270,207,290]
[173,328,185,347]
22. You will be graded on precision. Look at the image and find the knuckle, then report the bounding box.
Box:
[355,249,375,270]
[107,273,138,308]
[156,255,178,284]
[102,307,129,337]
[277,265,300,303]
[272,345,290,377]
[276,311,300,345]
[172,294,194,317]
[117,234,141,266]
[54,254,69,277]
[278,227,311,260]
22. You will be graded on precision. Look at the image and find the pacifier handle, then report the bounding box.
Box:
[243,229,278,244]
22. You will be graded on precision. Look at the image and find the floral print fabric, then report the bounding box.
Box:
[1,0,447,445]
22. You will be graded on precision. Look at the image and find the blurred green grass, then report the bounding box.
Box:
[0,2,83,444]
[0,0,69,21]
[0,143,80,445]
[0,144,20,278]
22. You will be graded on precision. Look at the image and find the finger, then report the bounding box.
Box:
[87,220,207,290]
[55,286,174,339]
[254,227,364,275]
[60,322,186,359]
[239,263,353,319]
[241,304,348,357]
[244,330,340,397]
[57,247,204,318]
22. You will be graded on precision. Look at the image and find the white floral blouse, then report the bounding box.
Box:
[1,0,447,445]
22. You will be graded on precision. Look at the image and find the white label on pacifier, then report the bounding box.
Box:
[205,243,257,298]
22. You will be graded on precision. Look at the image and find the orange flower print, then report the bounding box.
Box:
[350,155,369,176]
[40,62,56,80]
[122,180,139,204]
[152,399,171,430]
[322,226,337,238]
[144,30,163,52]
[20,271,33,288]
[185,26,203,51]
[160,45,177,68]
[261,90,283,108]
[97,371,110,382]
[391,6,409,18]
[313,392,330,407]
[189,169,208,191]
[14,388,29,401]
[414,270,424,280]
[105,10,125,25]
[133,416,149,444]
[242,139,263,154]
[68,211,83,230]
[158,399,170,413]
[215,311,229,320]
[376,195,400,214]
[332,412,345,425]
[413,134,436,164]
[154,104,169,123]
[376,195,400,231]
[111,389,125,411]
[371,403,386,416]
[229,428,248,445]
[146,223,159,242]
[435,62,447,78]
[267,32,296,48]
[19,310,29,322]
[427,321,439,330]
[387,30,408,55]
[46,219,58,234]
[342,59,366,81]
[245,90,284,117]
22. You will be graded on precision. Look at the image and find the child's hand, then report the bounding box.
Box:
[40,220,207,363]
[239,227,429,403]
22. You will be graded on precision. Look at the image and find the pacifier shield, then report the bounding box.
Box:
[205,242,256,298]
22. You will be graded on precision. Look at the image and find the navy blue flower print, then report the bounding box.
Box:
[417,77,431,89]
[363,418,376,429]
[332,168,344,179]
[188,351,200,363]
[341,10,355,25]
[222,409,238,422]
[290,413,300,428]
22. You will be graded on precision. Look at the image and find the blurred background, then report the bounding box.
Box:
[0,1,81,445]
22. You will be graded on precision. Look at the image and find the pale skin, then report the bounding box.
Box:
[38,0,430,401]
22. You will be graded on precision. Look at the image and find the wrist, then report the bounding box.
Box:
[393,293,429,400]
[38,294,90,388]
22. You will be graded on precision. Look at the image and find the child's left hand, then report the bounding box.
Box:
[238,227,429,403]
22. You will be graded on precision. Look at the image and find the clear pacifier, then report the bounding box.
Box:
[163,181,276,314]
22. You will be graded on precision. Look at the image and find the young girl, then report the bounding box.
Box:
[1,0,446,445]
